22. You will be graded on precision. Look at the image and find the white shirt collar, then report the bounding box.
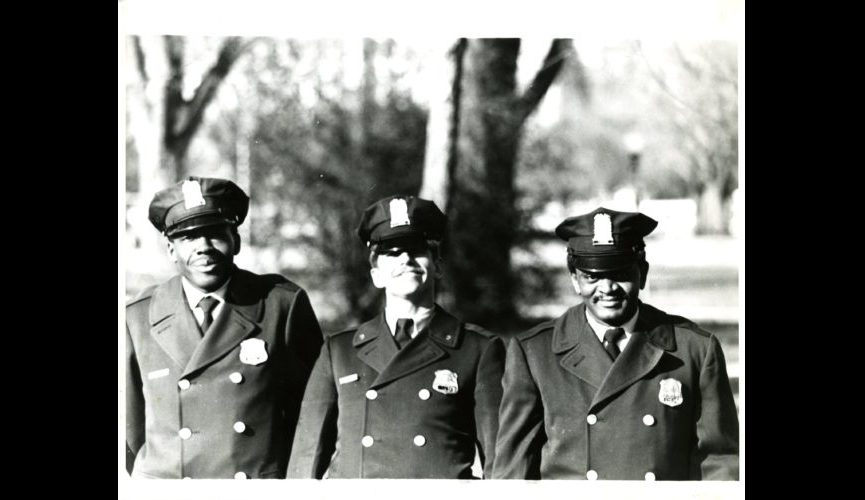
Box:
[585,305,640,345]
[385,305,434,339]
[181,276,231,311]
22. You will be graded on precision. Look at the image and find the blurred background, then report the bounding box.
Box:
[121,36,740,406]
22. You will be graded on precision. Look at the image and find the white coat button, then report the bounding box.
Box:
[643,414,655,426]
[413,435,426,446]
[418,389,431,400]
[233,421,246,433]
[177,379,191,390]
[178,428,192,440]
[234,472,248,480]
[361,435,374,447]
[586,414,597,425]
[229,372,243,384]
[645,472,656,481]
[586,470,598,480]
[366,389,378,400]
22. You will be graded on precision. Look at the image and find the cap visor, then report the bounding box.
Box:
[166,216,233,236]
[574,253,637,273]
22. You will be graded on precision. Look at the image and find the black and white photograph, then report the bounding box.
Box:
[119,0,743,498]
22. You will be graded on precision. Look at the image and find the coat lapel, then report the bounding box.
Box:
[353,314,398,374]
[554,305,612,390]
[589,305,677,410]
[181,270,263,378]
[148,276,202,370]
[360,306,454,390]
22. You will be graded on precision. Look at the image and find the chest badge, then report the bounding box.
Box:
[239,338,268,366]
[658,378,683,407]
[432,369,459,395]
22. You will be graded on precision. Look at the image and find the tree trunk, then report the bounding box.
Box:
[445,39,522,327]
[437,38,571,328]
[697,180,727,234]
[420,39,466,209]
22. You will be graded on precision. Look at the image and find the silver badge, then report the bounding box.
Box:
[239,338,268,366]
[592,213,615,246]
[181,179,207,209]
[432,369,459,395]
[658,378,683,407]
[389,198,411,228]
[338,373,359,385]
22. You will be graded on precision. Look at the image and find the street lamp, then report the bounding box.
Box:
[623,131,645,176]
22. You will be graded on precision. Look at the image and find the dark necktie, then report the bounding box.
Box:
[603,327,625,361]
[394,318,414,349]
[197,296,219,336]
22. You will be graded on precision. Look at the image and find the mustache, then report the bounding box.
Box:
[593,292,625,301]
[190,250,227,265]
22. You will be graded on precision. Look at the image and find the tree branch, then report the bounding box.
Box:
[517,38,573,125]
[174,37,251,149]
[132,36,148,83]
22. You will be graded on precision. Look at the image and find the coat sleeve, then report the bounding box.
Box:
[125,324,145,475]
[286,340,339,478]
[694,335,740,479]
[492,337,546,479]
[283,288,325,454]
[473,336,506,478]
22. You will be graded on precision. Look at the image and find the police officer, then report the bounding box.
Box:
[126,176,323,479]
[287,195,505,479]
[493,207,739,480]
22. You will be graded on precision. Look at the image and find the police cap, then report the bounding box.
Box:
[555,206,658,272]
[148,176,249,237]
[357,195,446,247]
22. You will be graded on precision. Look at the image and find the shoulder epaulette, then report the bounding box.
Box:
[126,285,157,308]
[516,318,556,341]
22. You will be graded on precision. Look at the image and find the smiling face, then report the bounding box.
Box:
[571,262,648,327]
[369,240,441,303]
[167,224,239,292]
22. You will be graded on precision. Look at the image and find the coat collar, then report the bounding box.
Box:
[553,302,678,410]
[148,269,264,377]
[353,305,458,389]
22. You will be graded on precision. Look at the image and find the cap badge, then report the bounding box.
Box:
[658,378,684,407]
[181,179,207,209]
[239,338,268,366]
[432,369,459,395]
[389,198,411,228]
[592,213,615,246]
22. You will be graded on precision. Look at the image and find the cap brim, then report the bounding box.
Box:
[166,215,234,236]
[374,233,427,248]
[573,253,638,273]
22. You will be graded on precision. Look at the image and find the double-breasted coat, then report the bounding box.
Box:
[125,269,323,479]
[492,302,738,480]
[287,306,505,479]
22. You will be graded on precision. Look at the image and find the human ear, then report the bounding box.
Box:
[166,238,177,263]
[370,267,387,289]
[639,262,649,289]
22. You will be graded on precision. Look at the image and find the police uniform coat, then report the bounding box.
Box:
[492,302,738,480]
[287,306,505,479]
[126,268,323,479]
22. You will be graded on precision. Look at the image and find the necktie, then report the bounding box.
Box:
[394,318,414,349]
[197,296,219,336]
[603,327,625,361]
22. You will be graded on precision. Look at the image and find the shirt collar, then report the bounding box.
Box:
[585,305,640,343]
[181,276,231,311]
[384,305,434,339]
